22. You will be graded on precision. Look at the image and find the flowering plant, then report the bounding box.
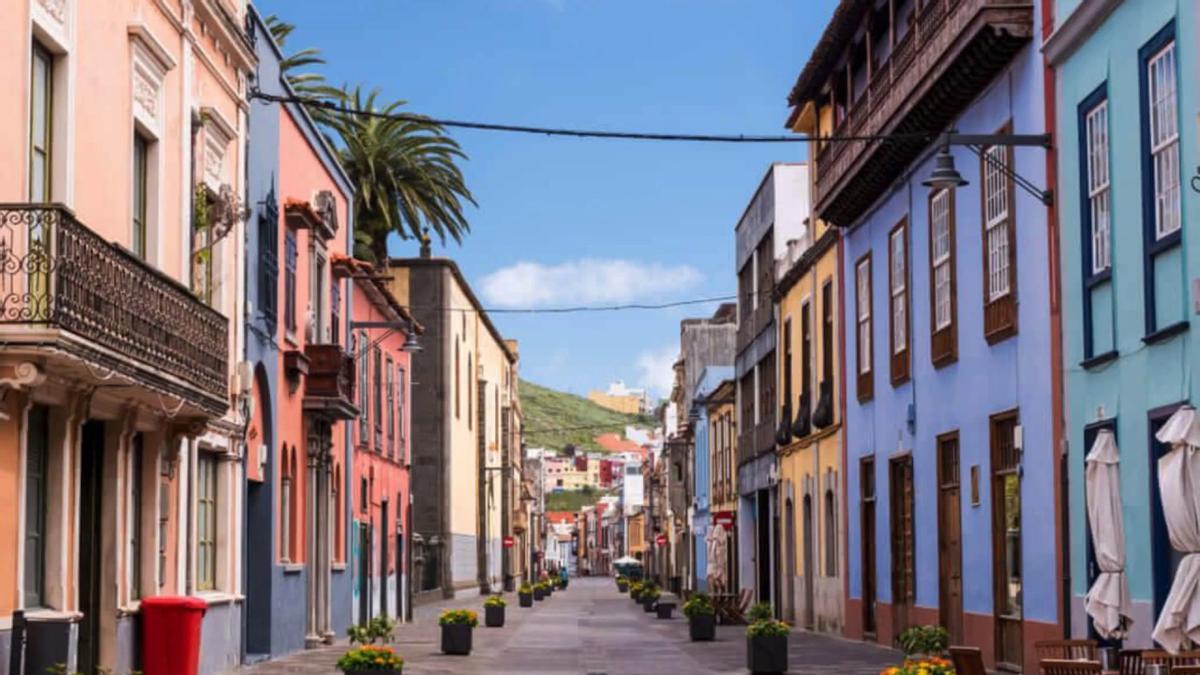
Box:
[484,594,506,608]
[628,581,645,598]
[438,609,478,627]
[336,644,404,671]
[881,657,955,675]
[683,593,715,618]
[639,582,661,601]
[746,619,791,638]
[519,583,533,594]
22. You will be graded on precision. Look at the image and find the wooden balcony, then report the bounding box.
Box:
[302,343,358,420]
[0,204,228,416]
[813,0,1034,226]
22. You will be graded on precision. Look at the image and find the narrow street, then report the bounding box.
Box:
[241,577,899,674]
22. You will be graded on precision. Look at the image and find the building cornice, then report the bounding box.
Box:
[1043,0,1123,66]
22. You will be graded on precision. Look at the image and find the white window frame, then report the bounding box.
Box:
[1085,100,1111,273]
[983,144,1012,300]
[196,451,218,591]
[1148,40,1181,240]
[890,229,907,355]
[856,258,871,375]
[931,189,953,330]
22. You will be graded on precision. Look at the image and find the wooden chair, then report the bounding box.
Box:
[1142,650,1200,672]
[1041,659,1102,675]
[1119,649,1144,675]
[1036,640,1100,662]
[949,646,987,675]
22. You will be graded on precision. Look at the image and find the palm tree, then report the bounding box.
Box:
[263,17,476,262]
[320,86,476,263]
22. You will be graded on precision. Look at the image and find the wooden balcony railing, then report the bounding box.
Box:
[813,0,1034,226]
[303,343,358,420]
[0,204,228,412]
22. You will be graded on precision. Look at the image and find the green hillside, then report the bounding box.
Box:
[519,379,656,454]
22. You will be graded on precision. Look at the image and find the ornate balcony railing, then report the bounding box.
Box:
[302,343,358,420]
[0,204,229,410]
[813,0,1034,226]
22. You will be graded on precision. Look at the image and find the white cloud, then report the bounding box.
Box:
[635,344,678,399]
[480,259,702,308]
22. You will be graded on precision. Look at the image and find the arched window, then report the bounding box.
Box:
[280,445,292,562]
[290,447,300,562]
[824,487,837,576]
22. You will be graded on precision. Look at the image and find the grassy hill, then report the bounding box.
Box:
[519,379,656,454]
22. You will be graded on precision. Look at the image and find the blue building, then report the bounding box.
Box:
[243,8,356,663]
[787,0,1060,668]
[691,366,735,593]
[1045,0,1199,649]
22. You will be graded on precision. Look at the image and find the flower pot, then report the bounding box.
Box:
[519,592,533,608]
[746,634,788,674]
[343,670,402,675]
[642,597,657,613]
[688,614,716,641]
[534,588,545,601]
[655,602,676,619]
[485,605,505,628]
[440,624,473,656]
[617,581,628,593]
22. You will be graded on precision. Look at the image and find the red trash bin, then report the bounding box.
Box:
[140,596,207,675]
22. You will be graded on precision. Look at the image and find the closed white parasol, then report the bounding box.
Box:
[1152,406,1200,652]
[1084,429,1132,639]
[706,523,728,590]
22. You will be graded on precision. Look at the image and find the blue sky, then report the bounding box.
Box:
[258,0,837,398]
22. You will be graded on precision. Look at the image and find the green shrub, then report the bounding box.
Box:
[438,609,479,627]
[683,593,715,618]
[746,619,791,638]
[335,645,404,671]
[747,602,773,622]
[898,625,949,656]
[519,582,533,594]
[484,594,506,608]
[347,615,396,645]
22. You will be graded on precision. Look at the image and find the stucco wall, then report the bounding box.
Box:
[199,601,241,675]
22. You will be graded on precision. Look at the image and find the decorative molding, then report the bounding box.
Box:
[128,24,177,71]
[36,0,66,24]
[1043,0,1123,66]
[200,106,236,189]
[131,33,170,137]
[0,361,46,390]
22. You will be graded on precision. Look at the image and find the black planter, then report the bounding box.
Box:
[617,581,628,593]
[344,670,402,675]
[534,588,545,601]
[519,592,533,607]
[441,624,473,655]
[688,614,716,641]
[642,597,657,613]
[485,605,505,627]
[655,602,676,619]
[746,634,788,674]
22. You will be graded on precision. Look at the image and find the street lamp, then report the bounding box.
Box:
[921,145,968,190]
[920,131,1054,206]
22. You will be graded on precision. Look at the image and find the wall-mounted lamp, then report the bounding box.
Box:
[921,131,1054,206]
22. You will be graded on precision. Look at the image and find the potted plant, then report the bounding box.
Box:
[616,575,629,593]
[336,645,405,674]
[655,598,676,619]
[640,583,660,613]
[745,604,790,675]
[881,656,955,675]
[628,581,644,604]
[533,582,546,601]
[897,625,949,660]
[438,609,478,655]
[484,594,506,627]
[684,593,716,641]
[518,583,534,608]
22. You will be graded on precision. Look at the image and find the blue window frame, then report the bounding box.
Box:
[257,187,279,328]
[1078,82,1115,364]
[1138,20,1186,340]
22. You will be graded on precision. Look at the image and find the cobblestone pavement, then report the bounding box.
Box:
[238,576,900,674]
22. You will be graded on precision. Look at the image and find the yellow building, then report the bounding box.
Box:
[587,380,648,415]
[705,378,738,591]
[774,153,844,634]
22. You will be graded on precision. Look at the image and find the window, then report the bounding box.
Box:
[888,222,910,384]
[855,255,874,401]
[801,301,812,423]
[1147,39,1180,240]
[280,447,291,562]
[373,346,383,449]
[1085,100,1111,274]
[196,452,217,591]
[397,367,407,456]
[24,405,49,607]
[821,280,834,384]
[361,477,368,512]
[982,130,1018,341]
[130,434,143,600]
[991,412,1023,666]
[30,43,53,202]
[311,254,326,342]
[782,318,792,409]
[284,230,297,335]
[132,135,149,259]
[257,196,279,325]
[330,282,340,346]
[929,189,957,365]
[386,355,395,456]
[824,487,837,576]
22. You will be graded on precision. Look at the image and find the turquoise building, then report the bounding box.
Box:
[1046,0,1199,647]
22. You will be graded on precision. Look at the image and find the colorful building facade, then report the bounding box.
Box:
[691,366,734,593]
[790,0,1061,668]
[1045,0,1199,648]
[705,378,739,593]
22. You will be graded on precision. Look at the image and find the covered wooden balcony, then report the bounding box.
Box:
[0,204,228,417]
[301,343,358,420]
[790,0,1034,227]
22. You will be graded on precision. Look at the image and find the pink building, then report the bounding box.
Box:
[0,0,253,672]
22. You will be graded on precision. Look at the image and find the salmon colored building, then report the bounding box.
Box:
[338,255,420,627]
[0,0,253,673]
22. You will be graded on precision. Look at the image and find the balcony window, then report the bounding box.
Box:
[889,221,910,384]
[373,346,383,449]
[132,135,149,259]
[1085,101,1111,274]
[29,43,53,202]
[23,405,49,608]
[855,254,874,401]
[284,230,297,337]
[196,452,218,591]
[821,279,834,384]
[929,189,957,366]
[982,129,1017,342]
[398,367,407,455]
[358,331,369,442]
[257,196,279,326]
[311,253,326,342]
[1147,40,1180,241]
[330,282,340,345]
[386,355,395,457]
[1080,84,1115,362]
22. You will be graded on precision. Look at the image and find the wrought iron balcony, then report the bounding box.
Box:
[302,343,358,420]
[0,204,228,414]
[813,0,1034,226]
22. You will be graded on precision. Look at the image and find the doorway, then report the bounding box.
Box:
[1150,406,1186,617]
[783,497,795,622]
[937,433,964,645]
[78,421,106,674]
[380,500,389,617]
[991,412,1023,670]
[802,494,815,629]
[358,522,371,625]
[890,455,915,643]
[756,490,771,604]
[861,457,877,638]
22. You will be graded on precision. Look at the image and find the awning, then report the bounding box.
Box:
[1084,429,1132,639]
[1152,406,1200,652]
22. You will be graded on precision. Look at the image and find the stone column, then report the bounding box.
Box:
[304,420,321,648]
[318,420,334,643]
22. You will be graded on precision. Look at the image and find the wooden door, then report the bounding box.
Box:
[861,458,877,637]
[78,421,106,674]
[802,496,814,629]
[890,456,915,642]
[937,433,964,645]
[991,412,1023,670]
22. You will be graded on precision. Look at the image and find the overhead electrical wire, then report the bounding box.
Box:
[249,88,936,145]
